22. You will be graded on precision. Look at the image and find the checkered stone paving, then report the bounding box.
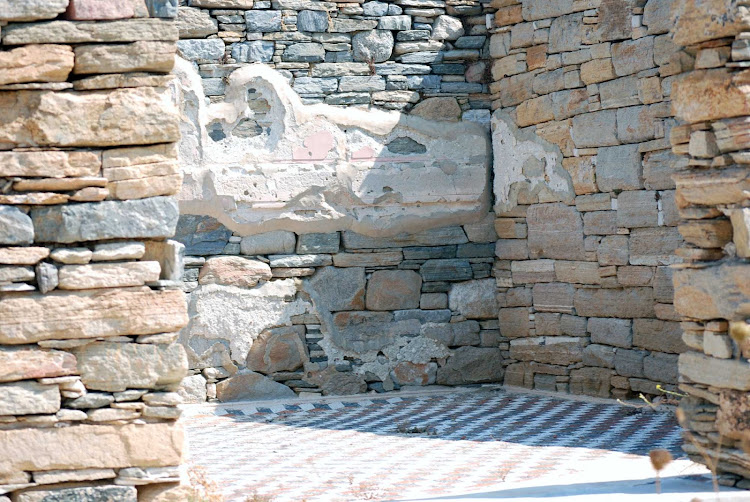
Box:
[182,387,695,501]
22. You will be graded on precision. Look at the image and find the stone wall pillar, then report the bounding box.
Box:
[0,1,189,500]
[670,0,750,487]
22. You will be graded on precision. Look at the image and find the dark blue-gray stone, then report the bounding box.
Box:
[173,214,231,256]
[297,10,328,32]
[456,243,495,258]
[231,40,274,62]
[297,232,340,254]
[31,197,179,244]
[245,10,281,32]
[402,246,457,260]
[146,0,177,18]
[420,259,473,282]
[0,205,33,245]
[15,485,136,502]
[283,43,325,62]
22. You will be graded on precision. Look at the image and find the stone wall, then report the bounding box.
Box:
[668,0,750,487]
[488,0,687,399]
[0,1,190,500]
[175,0,494,117]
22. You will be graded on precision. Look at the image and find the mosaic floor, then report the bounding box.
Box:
[182,386,713,502]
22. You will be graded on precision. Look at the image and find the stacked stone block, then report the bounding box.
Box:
[175,218,503,401]
[668,0,750,487]
[488,0,687,399]
[0,1,189,500]
[174,0,494,119]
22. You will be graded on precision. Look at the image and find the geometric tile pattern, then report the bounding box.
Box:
[183,388,687,501]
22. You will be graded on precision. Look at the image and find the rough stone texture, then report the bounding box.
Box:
[674,263,750,320]
[176,7,218,38]
[0,347,77,383]
[216,372,296,401]
[58,262,161,290]
[353,30,394,63]
[240,231,296,255]
[73,41,175,74]
[2,19,178,45]
[0,381,60,416]
[448,279,498,319]
[0,206,34,245]
[14,486,136,502]
[366,270,422,311]
[0,289,188,344]
[32,197,179,244]
[0,87,179,149]
[0,423,183,477]
[305,266,366,312]
[0,45,74,86]
[527,203,585,260]
[436,347,504,385]
[174,62,490,236]
[75,342,187,392]
[198,256,272,288]
[246,326,307,374]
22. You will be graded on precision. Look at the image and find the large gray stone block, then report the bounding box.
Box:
[0,205,33,245]
[31,197,179,244]
[245,10,282,32]
[176,38,225,61]
[297,10,328,32]
[306,266,366,311]
[436,347,504,385]
[353,30,394,63]
[14,485,137,502]
[231,41,274,63]
[526,203,585,260]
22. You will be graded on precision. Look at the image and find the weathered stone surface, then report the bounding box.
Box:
[174,215,231,255]
[420,259,473,282]
[0,423,182,477]
[246,9,281,31]
[366,271,422,312]
[679,219,732,249]
[32,197,178,243]
[0,246,48,265]
[297,233,340,254]
[680,352,750,391]
[0,347,76,383]
[672,0,749,46]
[0,288,187,344]
[391,362,436,386]
[570,367,611,397]
[190,0,254,7]
[0,266,35,284]
[143,240,184,281]
[91,242,145,262]
[74,41,175,74]
[297,10,328,32]
[0,0,68,22]
[232,41,274,63]
[305,366,367,396]
[574,288,655,318]
[75,342,187,392]
[432,15,464,41]
[178,374,207,404]
[596,144,641,192]
[176,7,218,38]
[571,110,619,148]
[3,19,178,44]
[673,69,750,123]
[176,39,225,61]
[612,37,654,77]
[0,151,100,178]
[629,227,682,266]
[353,30,394,63]
[175,63,489,236]
[582,344,616,368]
[330,311,419,353]
[448,279,497,319]
[198,256,271,288]
[509,336,586,366]
[410,97,462,122]
[15,486,136,502]
[617,190,657,228]
[533,282,575,313]
[332,252,402,268]
[0,87,178,149]
[527,203,585,260]
[306,266,366,311]
[240,231,296,255]
[422,321,480,346]
[216,372,296,401]
[184,281,310,365]
[344,228,468,249]
[0,44,74,86]
[58,262,161,290]
[0,206,33,245]
[436,347,504,385]
[246,326,307,374]
[674,263,750,320]
[0,381,60,415]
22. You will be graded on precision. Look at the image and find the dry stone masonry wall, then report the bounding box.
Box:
[0,1,190,500]
[175,0,494,117]
[668,0,750,488]
[488,0,688,399]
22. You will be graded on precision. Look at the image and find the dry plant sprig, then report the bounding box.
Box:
[649,449,674,494]
[187,466,225,502]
